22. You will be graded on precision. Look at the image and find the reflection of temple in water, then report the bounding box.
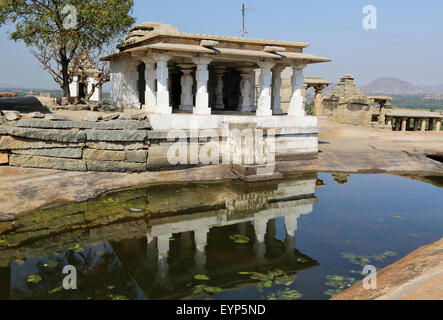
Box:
[0,173,319,300]
[112,173,319,299]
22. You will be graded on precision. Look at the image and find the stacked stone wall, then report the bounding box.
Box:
[0,119,150,172]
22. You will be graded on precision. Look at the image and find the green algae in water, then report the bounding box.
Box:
[341,250,398,266]
[69,244,84,253]
[323,275,357,297]
[194,275,210,281]
[268,288,303,300]
[229,234,250,244]
[192,284,223,295]
[27,274,42,284]
[238,269,295,291]
[49,286,63,295]
[371,250,398,262]
[349,270,366,276]
[341,252,371,267]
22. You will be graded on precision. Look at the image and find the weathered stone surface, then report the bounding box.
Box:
[28,112,46,118]
[12,148,83,159]
[126,150,148,163]
[83,149,126,161]
[86,141,146,151]
[82,113,102,122]
[86,129,148,142]
[86,160,146,172]
[0,126,86,142]
[103,113,120,121]
[119,113,148,121]
[45,114,74,121]
[2,110,20,121]
[13,119,151,130]
[97,120,151,130]
[10,154,87,171]
[0,151,8,164]
[0,136,83,150]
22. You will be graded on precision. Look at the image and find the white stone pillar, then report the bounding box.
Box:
[141,58,157,112]
[94,84,102,102]
[192,57,212,115]
[177,64,194,112]
[87,77,94,99]
[157,234,171,259]
[87,77,101,102]
[401,117,408,131]
[288,63,307,117]
[256,61,275,117]
[254,216,268,243]
[194,228,209,252]
[69,75,79,98]
[271,66,284,115]
[126,59,141,109]
[214,67,226,109]
[421,118,427,132]
[284,214,299,237]
[250,70,257,110]
[153,54,172,114]
[238,67,253,113]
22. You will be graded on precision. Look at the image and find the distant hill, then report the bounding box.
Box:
[0,82,15,89]
[418,83,443,93]
[359,78,427,95]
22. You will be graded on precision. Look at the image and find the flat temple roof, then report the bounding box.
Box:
[101,22,331,65]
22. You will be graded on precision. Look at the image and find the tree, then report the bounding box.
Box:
[0,0,135,97]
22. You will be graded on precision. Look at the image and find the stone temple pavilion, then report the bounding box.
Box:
[101,22,330,119]
[100,22,331,175]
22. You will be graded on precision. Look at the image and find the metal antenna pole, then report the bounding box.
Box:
[242,3,248,38]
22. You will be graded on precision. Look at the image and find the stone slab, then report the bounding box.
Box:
[126,150,148,163]
[13,119,151,130]
[86,141,147,151]
[83,149,126,161]
[2,110,20,121]
[45,114,75,121]
[0,126,86,143]
[0,151,8,164]
[12,148,83,159]
[9,154,87,171]
[82,113,102,122]
[0,136,83,150]
[86,130,148,142]
[28,112,46,119]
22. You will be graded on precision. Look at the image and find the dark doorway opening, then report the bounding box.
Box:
[138,62,146,105]
[170,69,182,110]
[223,68,241,111]
[78,83,86,99]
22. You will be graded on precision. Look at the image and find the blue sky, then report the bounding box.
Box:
[1,0,442,89]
